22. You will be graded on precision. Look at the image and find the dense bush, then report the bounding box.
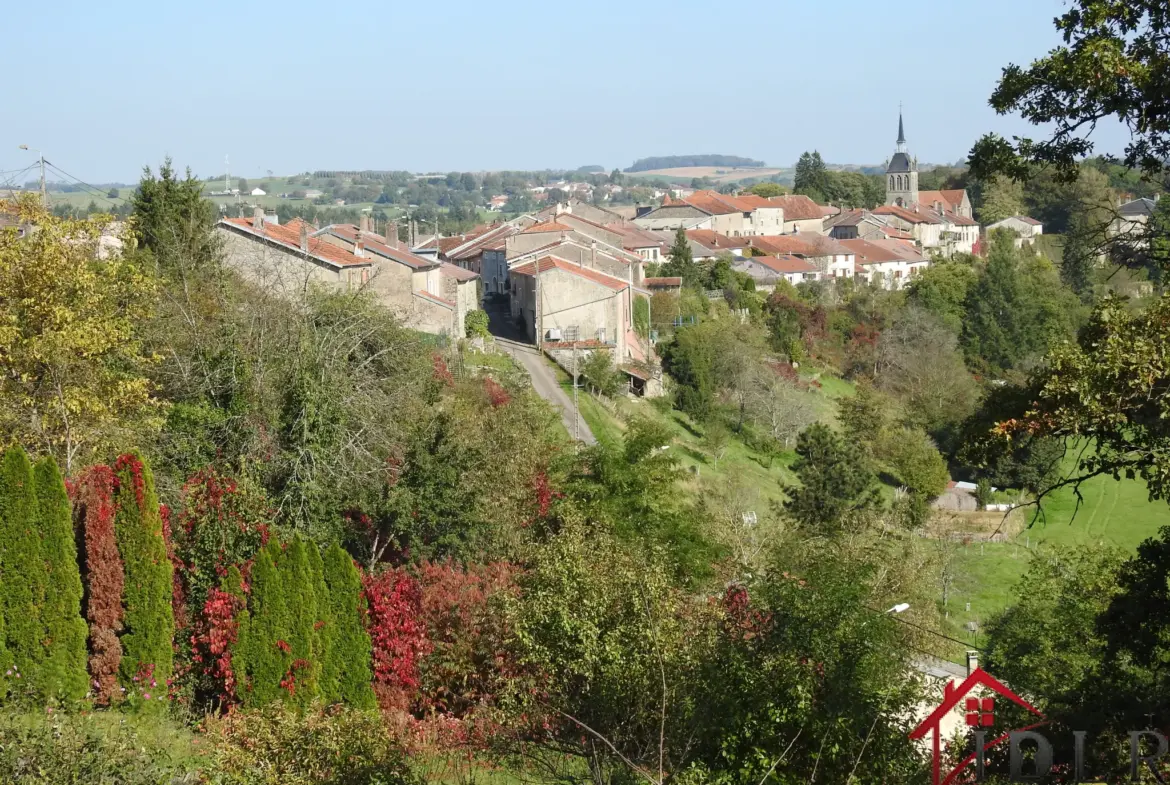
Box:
[0,448,45,696]
[207,704,421,785]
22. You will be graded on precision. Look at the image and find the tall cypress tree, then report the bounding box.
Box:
[33,456,88,700]
[240,541,288,707]
[322,543,375,708]
[307,541,336,703]
[222,565,248,704]
[112,452,174,703]
[0,447,45,692]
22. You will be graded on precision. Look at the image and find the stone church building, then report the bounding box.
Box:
[884,112,973,220]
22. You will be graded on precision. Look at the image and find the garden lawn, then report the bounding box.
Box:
[940,456,1170,652]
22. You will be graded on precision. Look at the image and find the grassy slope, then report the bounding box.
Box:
[554,360,854,506]
[941,460,1170,648]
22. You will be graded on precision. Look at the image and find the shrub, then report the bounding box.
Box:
[237,542,289,707]
[206,703,420,785]
[363,569,427,711]
[321,544,375,709]
[0,447,45,697]
[33,457,88,701]
[0,710,203,784]
[112,453,174,706]
[464,309,490,338]
[281,537,319,709]
[74,465,123,705]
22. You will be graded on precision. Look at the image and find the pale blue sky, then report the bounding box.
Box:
[1,0,1127,183]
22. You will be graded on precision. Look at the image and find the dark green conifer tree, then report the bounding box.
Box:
[281,537,319,708]
[307,541,336,703]
[112,453,174,703]
[239,542,288,707]
[321,543,375,708]
[0,447,45,692]
[33,456,88,700]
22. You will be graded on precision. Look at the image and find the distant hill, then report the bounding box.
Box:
[576,165,605,173]
[625,155,766,173]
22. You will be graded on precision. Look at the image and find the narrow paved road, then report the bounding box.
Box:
[483,299,596,445]
[497,337,597,446]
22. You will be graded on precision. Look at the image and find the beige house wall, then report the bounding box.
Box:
[217,226,348,297]
[510,268,628,360]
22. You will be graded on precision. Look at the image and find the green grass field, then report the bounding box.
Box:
[940,460,1170,649]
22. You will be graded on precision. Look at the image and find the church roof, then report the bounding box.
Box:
[887,152,912,173]
[897,112,906,145]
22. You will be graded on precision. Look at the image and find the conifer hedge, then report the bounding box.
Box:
[0,447,45,693]
[282,538,319,708]
[238,542,288,707]
[323,543,375,709]
[112,453,174,702]
[33,457,88,700]
[308,541,336,703]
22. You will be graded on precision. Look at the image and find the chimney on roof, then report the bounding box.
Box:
[360,214,371,233]
[966,650,978,677]
[389,221,399,248]
[300,222,309,253]
[354,239,365,258]
[588,240,595,268]
[252,207,264,231]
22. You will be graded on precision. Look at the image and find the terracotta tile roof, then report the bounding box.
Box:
[439,261,479,281]
[944,212,979,227]
[748,235,816,256]
[730,194,778,209]
[683,190,753,215]
[319,224,438,269]
[752,254,819,274]
[643,276,682,287]
[414,290,455,308]
[607,223,665,250]
[879,225,914,240]
[839,238,927,265]
[521,220,575,234]
[825,209,868,228]
[448,224,517,260]
[767,194,827,222]
[686,229,742,250]
[509,256,631,291]
[821,204,841,217]
[874,204,943,225]
[220,217,372,269]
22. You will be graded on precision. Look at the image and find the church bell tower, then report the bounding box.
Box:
[885,110,918,208]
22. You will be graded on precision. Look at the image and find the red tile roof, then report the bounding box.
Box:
[879,225,914,240]
[752,254,818,274]
[220,217,371,269]
[319,224,438,269]
[686,229,742,250]
[683,190,754,215]
[839,238,927,264]
[643,276,682,287]
[874,204,943,225]
[521,220,575,234]
[767,194,827,222]
[509,256,630,291]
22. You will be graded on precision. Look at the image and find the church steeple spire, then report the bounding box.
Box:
[896,105,906,152]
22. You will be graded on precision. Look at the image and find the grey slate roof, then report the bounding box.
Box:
[1120,197,1156,217]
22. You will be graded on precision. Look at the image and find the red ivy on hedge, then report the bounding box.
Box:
[73,466,124,705]
[362,569,428,710]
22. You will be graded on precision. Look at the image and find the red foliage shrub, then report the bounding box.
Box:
[414,560,520,718]
[72,466,124,705]
[483,377,510,408]
[432,354,454,387]
[721,584,773,641]
[363,569,429,710]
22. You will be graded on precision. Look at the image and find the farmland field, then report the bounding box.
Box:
[626,166,790,183]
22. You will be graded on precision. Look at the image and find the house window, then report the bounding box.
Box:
[597,327,607,343]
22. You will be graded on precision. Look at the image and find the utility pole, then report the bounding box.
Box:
[572,343,580,441]
[37,153,46,207]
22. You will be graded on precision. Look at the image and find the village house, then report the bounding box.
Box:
[1111,196,1157,244]
[642,276,682,293]
[733,254,820,290]
[747,234,856,279]
[508,255,640,364]
[632,190,782,236]
[985,215,1044,247]
[218,210,478,338]
[766,194,829,234]
[839,238,929,289]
